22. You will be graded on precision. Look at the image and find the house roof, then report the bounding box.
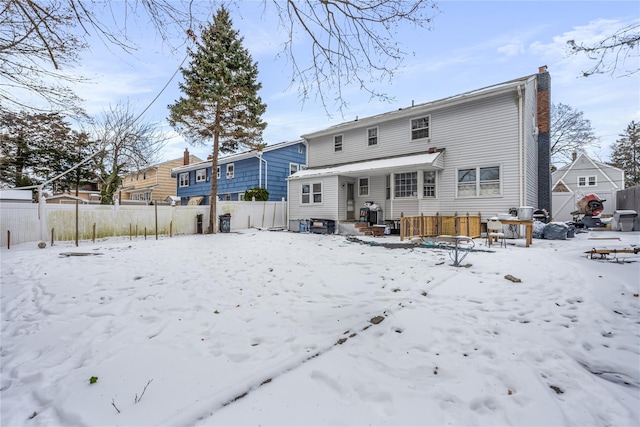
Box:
[288,150,444,180]
[552,152,624,191]
[124,185,158,193]
[171,139,306,176]
[301,74,537,139]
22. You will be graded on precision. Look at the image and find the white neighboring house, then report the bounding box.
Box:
[287,68,552,232]
[551,152,625,221]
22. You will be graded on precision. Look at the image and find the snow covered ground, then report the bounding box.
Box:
[1,228,639,426]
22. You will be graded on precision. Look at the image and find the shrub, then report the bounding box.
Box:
[244,187,269,201]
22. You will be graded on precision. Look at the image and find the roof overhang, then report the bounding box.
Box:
[125,185,158,193]
[288,150,444,180]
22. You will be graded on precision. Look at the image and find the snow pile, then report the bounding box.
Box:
[1,230,639,426]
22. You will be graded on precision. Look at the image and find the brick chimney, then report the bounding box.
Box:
[572,152,577,162]
[184,148,189,165]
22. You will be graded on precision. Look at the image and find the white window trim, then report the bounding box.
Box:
[578,175,597,187]
[289,162,300,176]
[216,166,220,179]
[422,170,437,198]
[179,172,189,187]
[410,115,431,141]
[226,163,234,179]
[358,177,370,197]
[455,165,502,198]
[298,144,303,154]
[301,182,323,205]
[195,168,207,182]
[394,171,418,199]
[334,134,343,152]
[367,127,378,146]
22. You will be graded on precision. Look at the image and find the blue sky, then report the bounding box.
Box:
[72,1,639,164]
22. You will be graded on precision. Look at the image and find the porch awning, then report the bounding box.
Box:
[288,150,444,180]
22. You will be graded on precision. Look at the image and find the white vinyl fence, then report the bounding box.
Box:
[552,189,618,222]
[1,200,287,248]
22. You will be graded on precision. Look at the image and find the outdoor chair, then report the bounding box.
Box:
[486,218,506,248]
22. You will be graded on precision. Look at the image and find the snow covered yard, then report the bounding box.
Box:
[1,229,639,426]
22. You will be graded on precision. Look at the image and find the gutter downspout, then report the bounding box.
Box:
[517,85,525,207]
[256,153,268,190]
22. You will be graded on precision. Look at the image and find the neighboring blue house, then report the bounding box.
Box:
[171,140,307,204]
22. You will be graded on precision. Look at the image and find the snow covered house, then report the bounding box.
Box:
[287,67,552,233]
[171,140,306,205]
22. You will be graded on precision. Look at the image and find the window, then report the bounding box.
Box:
[578,176,597,187]
[196,169,207,182]
[423,171,436,198]
[223,194,231,201]
[133,191,151,201]
[394,172,417,198]
[313,183,322,203]
[386,175,390,200]
[301,182,322,204]
[358,177,369,196]
[298,144,303,154]
[367,127,378,146]
[334,135,343,152]
[239,193,245,201]
[142,171,146,180]
[226,163,234,179]
[457,166,501,197]
[411,116,430,140]
[217,166,220,179]
[179,172,189,187]
[290,163,299,176]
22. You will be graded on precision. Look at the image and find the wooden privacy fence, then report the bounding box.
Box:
[400,212,482,241]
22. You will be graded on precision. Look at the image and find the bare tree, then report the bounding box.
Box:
[2,0,439,117]
[91,102,167,204]
[567,22,640,77]
[271,0,438,114]
[0,0,198,115]
[550,103,599,165]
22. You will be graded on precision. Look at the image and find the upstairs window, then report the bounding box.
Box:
[217,166,220,179]
[423,171,437,198]
[334,135,343,152]
[411,116,430,140]
[367,127,378,146]
[179,172,190,187]
[578,176,597,187]
[196,169,207,182]
[298,144,303,154]
[290,163,299,176]
[226,163,234,179]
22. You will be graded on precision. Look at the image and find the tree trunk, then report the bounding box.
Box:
[209,107,221,234]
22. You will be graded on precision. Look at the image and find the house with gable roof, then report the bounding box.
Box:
[551,152,625,220]
[171,140,306,205]
[287,67,552,233]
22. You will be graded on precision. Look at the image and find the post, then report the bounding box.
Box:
[7,230,9,250]
[400,212,405,241]
[170,221,173,238]
[466,212,470,236]
[420,213,424,237]
[93,223,96,243]
[435,212,440,236]
[75,199,79,247]
[155,203,158,240]
[135,224,138,238]
[144,227,147,240]
[51,228,54,247]
[130,223,132,240]
[454,211,459,236]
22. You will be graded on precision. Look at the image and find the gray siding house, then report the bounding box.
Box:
[287,68,552,232]
[552,152,624,193]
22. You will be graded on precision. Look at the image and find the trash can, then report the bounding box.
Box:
[613,210,637,232]
[196,214,204,234]
[219,213,231,233]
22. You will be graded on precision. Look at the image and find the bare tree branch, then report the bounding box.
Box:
[269,0,439,116]
[567,22,640,77]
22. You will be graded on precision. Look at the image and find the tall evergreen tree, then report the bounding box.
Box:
[610,121,640,187]
[168,7,267,233]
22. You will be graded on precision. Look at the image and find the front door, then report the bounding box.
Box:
[346,182,355,220]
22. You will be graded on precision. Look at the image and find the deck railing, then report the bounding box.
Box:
[400,212,482,241]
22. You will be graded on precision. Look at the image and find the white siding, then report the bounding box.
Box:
[523,78,539,208]
[288,176,339,220]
